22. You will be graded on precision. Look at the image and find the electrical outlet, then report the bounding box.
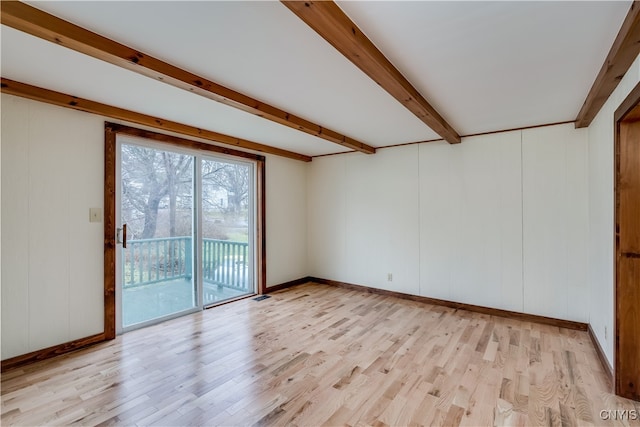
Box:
[387,273,393,282]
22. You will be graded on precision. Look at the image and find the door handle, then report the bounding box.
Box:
[117,224,127,248]
[621,252,640,259]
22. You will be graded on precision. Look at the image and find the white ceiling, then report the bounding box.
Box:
[337,1,631,135]
[0,25,348,157]
[0,1,633,157]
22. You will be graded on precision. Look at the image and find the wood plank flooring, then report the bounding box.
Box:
[2,282,639,426]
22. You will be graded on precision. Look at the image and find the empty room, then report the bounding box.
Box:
[1,1,640,425]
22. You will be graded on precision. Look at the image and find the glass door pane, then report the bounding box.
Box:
[201,159,253,305]
[120,143,196,328]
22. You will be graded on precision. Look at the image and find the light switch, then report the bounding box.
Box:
[89,208,102,223]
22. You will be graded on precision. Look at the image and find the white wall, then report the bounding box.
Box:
[308,123,590,322]
[265,154,307,286]
[587,54,640,366]
[307,153,347,281]
[419,131,523,312]
[1,94,308,360]
[308,146,421,295]
[345,147,420,294]
[1,95,105,360]
[522,125,589,321]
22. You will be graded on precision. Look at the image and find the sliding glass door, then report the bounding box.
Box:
[116,138,255,332]
[201,158,253,305]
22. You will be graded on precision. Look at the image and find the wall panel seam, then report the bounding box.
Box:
[417,145,422,297]
[520,130,525,313]
[27,101,32,352]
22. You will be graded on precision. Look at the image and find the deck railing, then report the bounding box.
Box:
[202,239,249,290]
[122,237,249,291]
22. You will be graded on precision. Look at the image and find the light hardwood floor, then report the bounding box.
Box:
[2,282,639,426]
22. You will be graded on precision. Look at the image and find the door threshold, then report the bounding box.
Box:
[204,293,256,309]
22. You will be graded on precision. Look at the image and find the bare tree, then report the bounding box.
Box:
[162,152,193,237]
[121,147,248,241]
[121,145,193,239]
[202,161,249,216]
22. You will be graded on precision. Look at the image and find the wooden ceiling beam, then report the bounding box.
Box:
[575,1,640,128]
[1,78,312,162]
[0,1,375,154]
[282,1,461,144]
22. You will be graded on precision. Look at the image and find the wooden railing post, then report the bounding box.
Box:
[185,237,192,280]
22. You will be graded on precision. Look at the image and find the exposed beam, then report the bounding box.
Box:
[575,1,640,128]
[0,1,375,154]
[281,1,461,144]
[1,78,312,162]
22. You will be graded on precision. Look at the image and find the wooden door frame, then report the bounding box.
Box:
[104,123,267,339]
[614,81,640,399]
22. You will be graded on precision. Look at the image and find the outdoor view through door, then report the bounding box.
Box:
[201,159,252,305]
[118,140,255,330]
